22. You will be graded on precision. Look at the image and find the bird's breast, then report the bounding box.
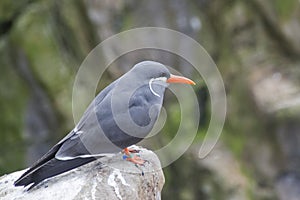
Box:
[129,85,165,126]
[95,84,165,149]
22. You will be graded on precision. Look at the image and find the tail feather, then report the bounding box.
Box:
[14,157,96,190]
[14,141,64,186]
[14,130,97,190]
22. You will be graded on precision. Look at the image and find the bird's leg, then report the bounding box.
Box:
[125,155,145,165]
[122,148,145,165]
[122,147,140,154]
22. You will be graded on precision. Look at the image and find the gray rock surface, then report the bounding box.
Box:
[0,146,164,200]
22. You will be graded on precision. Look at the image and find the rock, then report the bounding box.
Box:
[0,146,164,200]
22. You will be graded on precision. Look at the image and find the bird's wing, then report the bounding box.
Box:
[13,134,70,186]
[15,80,119,184]
[55,101,122,160]
[55,80,122,160]
[74,79,119,131]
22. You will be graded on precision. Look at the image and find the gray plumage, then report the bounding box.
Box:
[14,61,172,190]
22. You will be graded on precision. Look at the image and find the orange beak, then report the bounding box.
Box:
[167,74,196,85]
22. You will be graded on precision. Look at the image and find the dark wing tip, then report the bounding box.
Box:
[14,176,34,187]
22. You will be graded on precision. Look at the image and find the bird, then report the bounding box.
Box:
[14,61,195,190]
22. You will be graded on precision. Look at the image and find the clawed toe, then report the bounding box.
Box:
[122,147,146,165]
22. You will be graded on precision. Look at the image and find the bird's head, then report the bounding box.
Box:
[129,61,195,87]
[109,61,196,135]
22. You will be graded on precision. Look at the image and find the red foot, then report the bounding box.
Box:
[126,156,146,165]
[122,147,145,165]
[122,147,140,155]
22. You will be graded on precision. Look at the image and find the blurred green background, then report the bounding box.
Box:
[1,0,300,199]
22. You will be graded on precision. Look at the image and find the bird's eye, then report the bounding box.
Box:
[160,72,167,77]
